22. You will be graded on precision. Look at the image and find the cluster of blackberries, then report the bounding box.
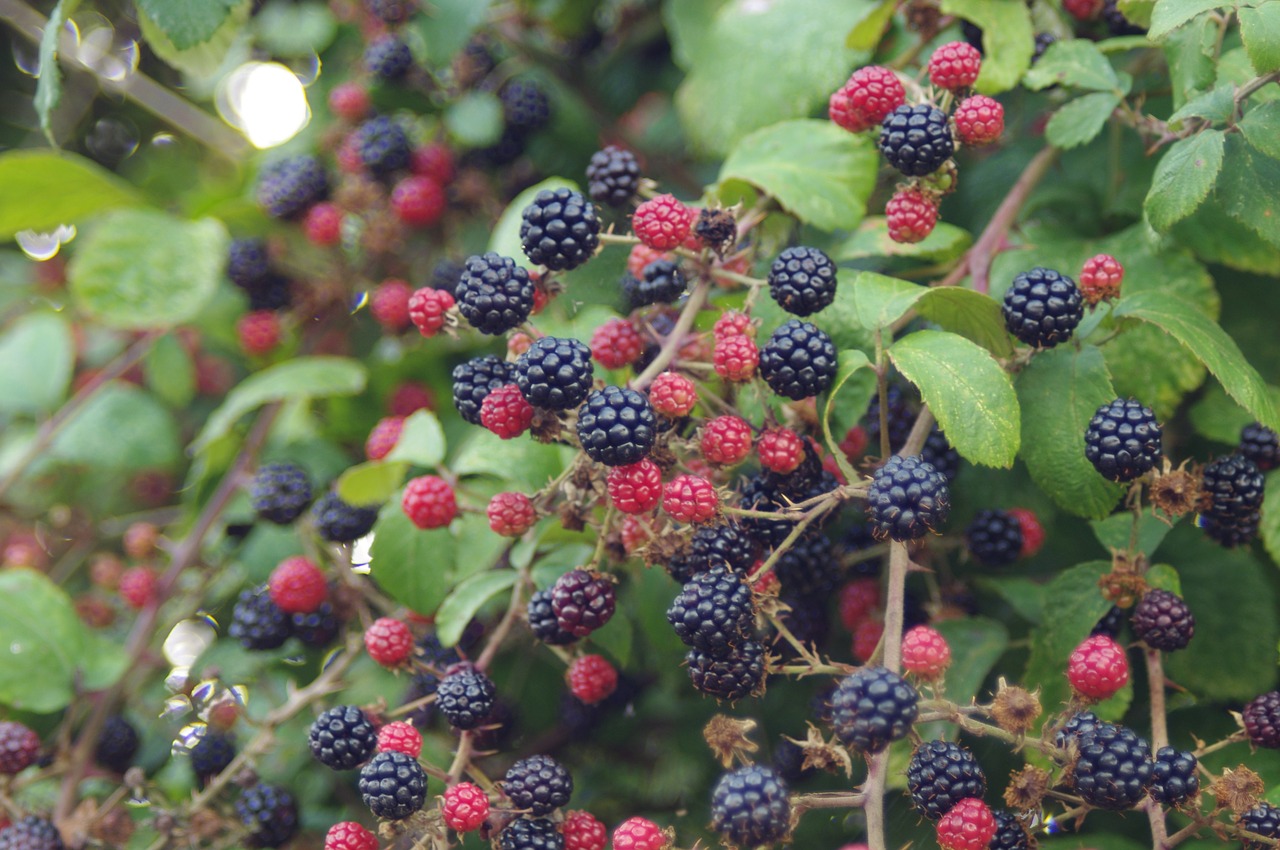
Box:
[226,238,292,311]
[228,584,339,651]
[667,566,762,701]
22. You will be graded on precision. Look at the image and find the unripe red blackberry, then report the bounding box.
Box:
[611,817,667,850]
[606,460,663,514]
[326,821,377,850]
[829,66,906,133]
[632,194,695,251]
[701,416,753,466]
[408,287,455,337]
[481,384,535,439]
[488,492,537,536]
[392,175,446,227]
[886,188,939,244]
[402,475,457,529]
[0,722,39,774]
[713,333,759,382]
[376,721,422,758]
[1067,634,1129,700]
[936,798,995,850]
[566,655,618,704]
[366,416,404,461]
[563,811,607,850]
[268,556,326,614]
[663,475,719,524]
[758,428,804,474]
[590,318,644,369]
[365,617,414,667]
[954,95,1004,146]
[901,625,951,679]
[1079,254,1124,305]
[649,372,698,417]
[928,41,983,90]
[442,781,490,832]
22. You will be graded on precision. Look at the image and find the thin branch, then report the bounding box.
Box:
[475,565,530,672]
[630,278,712,390]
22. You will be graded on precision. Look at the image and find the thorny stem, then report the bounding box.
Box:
[792,790,867,812]
[1194,731,1247,758]
[446,732,475,785]
[631,278,712,390]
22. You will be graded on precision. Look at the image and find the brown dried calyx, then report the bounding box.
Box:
[704,715,759,768]
[1151,458,1202,518]
[1004,765,1051,811]
[787,724,853,777]
[991,680,1042,736]
[1212,765,1266,813]
[1099,555,1148,608]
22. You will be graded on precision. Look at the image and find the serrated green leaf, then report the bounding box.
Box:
[386,410,446,468]
[1144,130,1225,231]
[1024,561,1113,715]
[589,616,633,666]
[1114,291,1280,432]
[0,312,73,414]
[1118,0,1155,26]
[144,333,196,409]
[916,288,1016,358]
[336,460,409,506]
[1241,101,1280,159]
[1148,0,1232,41]
[0,150,144,239]
[1171,196,1280,275]
[1047,92,1123,148]
[718,120,877,231]
[822,350,874,473]
[135,0,247,49]
[1219,134,1280,248]
[136,0,250,76]
[416,0,494,67]
[1241,2,1280,73]
[1146,563,1182,595]
[436,570,519,647]
[1164,14,1219,107]
[852,272,924,330]
[51,383,181,470]
[1261,471,1280,565]
[35,0,80,146]
[1189,382,1280,444]
[976,576,1046,624]
[941,0,1033,92]
[934,617,1009,703]
[888,329,1020,468]
[1167,84,1236,130]
[367,502,458,616]
[845,0,896,48]
[193,357,367,451]
[662,0,726,70]
[1024,40,1123,91]
[1016,346,1125,519]
[1090,512,1177,556]
[835,217,972,263]
[452,429,575,492]
[804,279,879,356]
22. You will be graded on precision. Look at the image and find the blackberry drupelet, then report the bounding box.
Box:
[354,115,411,176]
[452,355,514,425]
[364,36,412,80]
[94,715,139,773]
[1071,722,1152,810]
[431,258,465,295]
[863,384,914,454]
[768,246,838,317]
[520,188,600,271]
[456,253,536,335]
[257,155,328,219]
[586,145,641,206]
[1131,589,1194,651]
[235,784,299,848]
[1200,453,1265,547]
[515,336,595,410]
[1055,710,1101,749]
[710,765,792,846]
[1001,267,1083,348]
[922,425,960,482]
[627,259,687,307]
[190,731,235,783]
[989,811,1030,850]
[309,705,377,770]
[774,531,839,600]
[501,80,552,134]
[1091,605,1125,638]
[365,0,414,23]
[668,522,758,583]
[500,817,564,850]
[292,602,340,647]
[575,386,657,467]
[667,566,755,656]
[866,455,951,541]
[828,666,919,753]
[1084,398,1162,482]
[1032,33,1057,62]
[906,740,987,820]
[688,640,765,701]
[359,751,428,820]
[1241,422,1280,471]
[246,273,292,312]
[504,755,573,815]
[1150,747,1198,806]
[528,589,577,645]
[879,104,955,176]
[551,569,616,637]
[250,462,313,525]
[758,319,838,400]
[229,586,291,650]
[773,736,814,785]
[1240,803,1280,849]
[964,509,1023,567]
[227,239,271,288]
[436,669,497,730]
[312,491,380,543]
[1244,691,1280,748]
[0,818,64,850]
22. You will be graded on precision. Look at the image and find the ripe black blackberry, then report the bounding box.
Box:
[1239,803,1280,849]
[245,273,292,312]
[879,104,955,176]
[828,666,919,753]
[292,602,340,647]
[250,462,313,525]
[500,817,564,850]
[359,750,428,820]
[1001,267,1084,348]
[364,36,413,80]
[504,754,573,815]
[94,715,139,773]
[586,145,641,206]
[773,736,814,784]
[1054,710,1101,749]
[256,155,328,219]
[737,475,796,549]
[1244,690,1280,748]
[189,731,235,783]
[710,764,792,846]
[667,566,755,656]
[627,259,688,307]
[365,0,414,23]
[227,239,271,288]
[501,80,552,134]
[452,355,514,425]
[668,522,758,584]
[964,509,1022,567]
[456,252,536,335]
[1200,453,1264,547]
[528,589,577,645]
[308,705,376,770]
[695,208,736,252]
[436,669,497,730]
[0,817,64,850]
[1071,721,1152,810]
[1084,397,1162,482]
[354,115,411,176]
[1091,605,1125,638]
[520,188,600,271]
[688,640,765,702]
[1241,422,1280,471]
[961,21,985,52]
[470,128,526,167]
[515,336,595,410]
[776,594,830,656]
[922,425,960,481]
[774,531,839,600]
[1131,589,1194,651]
[989,811,1031,850]
[431,258,465,295]
[551,569,616,637]
[1150,747,1198,806]
[229,586,291,650]
[906,739,987,820]
[768,246,838,317]
[235,784,299,848]
[312,491,379,543]
[758,319,838,400]
[865,455,951,541]
[575,386,657,466]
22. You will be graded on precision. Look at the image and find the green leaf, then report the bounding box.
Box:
[436,570,519,647]
[0,312,73,414]
[144,333,196,409]
[1166,84,1237,131]
[135,0,247,49]
[1164,14,1219,108]
[1189,382,1280,444]
[34,0,80,145]
[1143,130,1225,231]
[1114,291,1280,431]
[136,0,251,76]
[386,410,446,468]
[977,576,1045,624]
[0,151,143,239]
[845,0,896,48]
[0,569,121,712]
[718,120,877,231]
[1145,563,1182,595]
[852,272,924,330]
[1219,134,1280,248]
[1260,470,1280,566]
[1148,0,1232,40]
[674,0,873,155]
[662,0,727,70]
[193,357,367,451]
[801,280,878,356]
[836,218,973,263]
[1240,2,1280,72]
[934,617,1009,704]
[821,350,874,469]
[1023,40,1123,91]
[589,615,633,666]
[1046,92,1123,149]
[1016,346,1125,519]
[336,460,409,506]
[1024,561,1114,716]
[51,383,181,470]
[489,177,577,266]
[68,211,228,330]
[1118,0,1155,27]
[915,289,1016,359]
[888,330,1020,468]
[940,0,1033,92]
[416,0,494,67]
[1171,196,1280,276]
[452,429,575,492]
[444,92,504,148]
[367,502,459,616]
[1241,101,1280,159]
[1090,512,1176,556]
[252,0,337,57]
